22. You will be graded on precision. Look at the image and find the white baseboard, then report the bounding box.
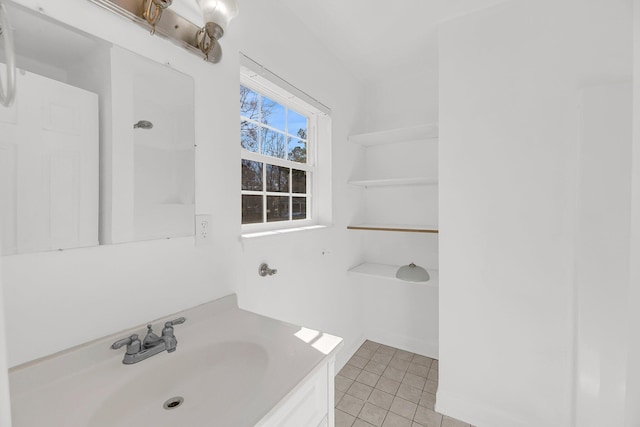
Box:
[436,389,535,427]
[335,331,438,373]
[365,330,439,360]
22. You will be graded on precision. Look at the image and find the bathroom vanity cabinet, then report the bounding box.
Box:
[8,295,342,427]
[256,359,335,427]
[347,124,439,281]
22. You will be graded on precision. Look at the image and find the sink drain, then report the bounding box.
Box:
[163,396,184,410]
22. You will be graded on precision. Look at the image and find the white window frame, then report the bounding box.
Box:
[240,58,331,235]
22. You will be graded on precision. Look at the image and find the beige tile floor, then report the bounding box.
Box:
[335,341,475,427]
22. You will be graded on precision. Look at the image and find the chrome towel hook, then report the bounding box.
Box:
[0,0,16,107]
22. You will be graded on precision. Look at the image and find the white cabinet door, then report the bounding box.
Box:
[257,365,329,427]
[0,69,98,254]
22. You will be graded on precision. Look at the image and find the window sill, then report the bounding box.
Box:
[241,224,330,240]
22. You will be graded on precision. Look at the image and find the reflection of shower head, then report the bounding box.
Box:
[133,120,153,130]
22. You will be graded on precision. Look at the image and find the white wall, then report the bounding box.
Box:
[438,1,632,426]
[1,0,363,369]
[574,83,631,427]
[359,274,439,358]
[229,0,365,370]
[362,56,438,132]
[625,2,640,425]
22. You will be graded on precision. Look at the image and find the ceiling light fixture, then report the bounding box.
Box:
[90,0,239,63]
[0,0,16,107]
[143,0,172,35]
[195,0,239,61]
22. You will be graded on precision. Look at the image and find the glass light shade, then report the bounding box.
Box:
[168,1,202,25]
[396,263,430,282]
[196,0,239,33]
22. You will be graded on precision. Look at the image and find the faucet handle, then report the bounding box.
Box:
[164,317,186,328]
[111,334,141,355]
[162,317,186,339]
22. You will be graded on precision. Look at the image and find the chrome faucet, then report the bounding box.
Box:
[111,317,186,364]
[258,263,277,277]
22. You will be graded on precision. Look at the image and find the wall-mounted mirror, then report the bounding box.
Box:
[0,2,195,255]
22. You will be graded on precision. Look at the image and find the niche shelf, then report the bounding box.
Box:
[348,123,439,146]
[348,262,439,287]
[347,224,439,233]
[347,123,439,277]
[347,177,438,187]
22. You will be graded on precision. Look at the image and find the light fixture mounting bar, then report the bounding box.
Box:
[88,0,222,63]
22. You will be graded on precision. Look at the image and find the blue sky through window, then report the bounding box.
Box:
[288,110,307,139]
[251,93,307,140]
[241,85,309,163]
[262,96,286,132]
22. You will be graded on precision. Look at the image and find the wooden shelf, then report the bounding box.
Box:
[347,224,439,233]
[348,262,439,286]
[348,124,439,146]
[348,177,438,187]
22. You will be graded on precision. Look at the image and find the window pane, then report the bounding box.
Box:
[242,160,263,191]
[240,86,259,121]
[241,120,258,152]
[288,109,308,140]
[266,164,289,193]
[292,197,307,220]
[261,96,286,132]
[292,169,306,193]
[267,196,289,222]
[242,195,263,224]
[288,137,307,163]
[262,128,286,159]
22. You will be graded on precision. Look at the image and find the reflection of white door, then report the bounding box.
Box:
[0,69,98,254]
[0,248,11,427]
[109,46,194,243]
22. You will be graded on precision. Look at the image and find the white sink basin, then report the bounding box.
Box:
[9,294,342,427]
[88,342,269,427]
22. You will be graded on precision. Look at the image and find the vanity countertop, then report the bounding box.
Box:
[9,294,343,427]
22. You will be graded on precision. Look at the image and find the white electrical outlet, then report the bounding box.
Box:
[195,214,212,246]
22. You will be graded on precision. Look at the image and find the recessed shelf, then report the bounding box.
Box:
[348,177,438,187]
[348,123,439,146]
[348,262,439,286]
[347,224,439,233]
